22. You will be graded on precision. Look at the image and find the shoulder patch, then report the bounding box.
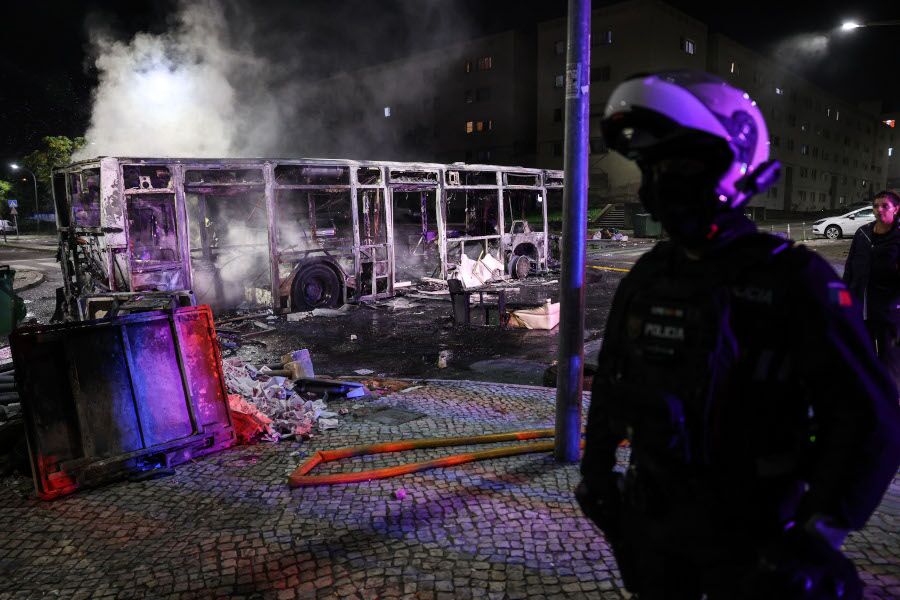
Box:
[827,281,853,308]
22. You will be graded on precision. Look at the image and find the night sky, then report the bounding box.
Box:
[1,0,897,163]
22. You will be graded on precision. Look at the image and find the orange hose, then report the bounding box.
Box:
[288,428,582,488]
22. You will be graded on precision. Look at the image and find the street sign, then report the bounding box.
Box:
[7,199,17,208]
[9,208,17,216]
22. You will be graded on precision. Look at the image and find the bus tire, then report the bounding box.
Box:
[291,263,343,311]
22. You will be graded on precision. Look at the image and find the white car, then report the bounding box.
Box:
[811,206,875,240]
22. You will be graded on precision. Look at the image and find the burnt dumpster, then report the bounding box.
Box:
[10,305,235,499]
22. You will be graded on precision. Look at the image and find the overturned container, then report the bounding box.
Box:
[10,305,235,499]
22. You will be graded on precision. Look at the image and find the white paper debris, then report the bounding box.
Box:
[222,357,334,441]
[354,368,375,375]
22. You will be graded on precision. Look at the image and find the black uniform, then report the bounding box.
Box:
[843,221,900,383]
[581,215,900,599]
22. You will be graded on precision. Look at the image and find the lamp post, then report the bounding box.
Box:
[9,163,39,231]
[839,19,900,32]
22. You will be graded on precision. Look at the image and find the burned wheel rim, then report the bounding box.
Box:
[824,225,841,240]
[292,264,342,310]
[509,255,531,280]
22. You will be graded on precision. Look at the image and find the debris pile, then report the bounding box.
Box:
[222,357,333,443]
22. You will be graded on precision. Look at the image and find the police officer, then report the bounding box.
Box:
[576,71,900,599]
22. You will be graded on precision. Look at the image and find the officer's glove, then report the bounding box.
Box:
[748,522,862,600]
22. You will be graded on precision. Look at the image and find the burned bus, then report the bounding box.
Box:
[51,157,563,320]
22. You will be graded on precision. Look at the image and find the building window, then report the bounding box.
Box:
[800,122,808,132]
[775,87,784,96]
[835,110,840,121]
[466,121,474,134]
[680,37,696,55]
[553,108,563,123]
[465,60,473,73]
[787,139,795,151]
[384,107,391,118]
[812,146,818,158]
[553,142,563,157]
[787,114,796,127]
[772,136,780,147]
[800,144,809,155]
[890,147,894,157]
[464,89,474,104]
[591,65,611,82]
[730,61,738,74]
[799,167,808,178]
[826,107,831,117]
[597,29,613,45]
[811,169,817,179]
[554,40,565,55]
[477,56,493,71]
[554,74,565,88]
[476,87,491,101]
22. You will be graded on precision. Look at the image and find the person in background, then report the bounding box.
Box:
[576,70,900,599]
[843,189,900,384]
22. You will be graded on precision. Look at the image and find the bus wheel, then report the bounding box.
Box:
[292,264,343,310]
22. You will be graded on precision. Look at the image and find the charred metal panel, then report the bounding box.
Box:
[100,157,127,260]
[11,305,234,500]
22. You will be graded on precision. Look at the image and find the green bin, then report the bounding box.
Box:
[0,266,26,336]
[633,213,662,238]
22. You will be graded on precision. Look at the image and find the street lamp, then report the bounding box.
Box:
[9,163,39,232]
[839,18,900,32]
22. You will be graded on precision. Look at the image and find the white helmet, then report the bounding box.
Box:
[601,70,779,209]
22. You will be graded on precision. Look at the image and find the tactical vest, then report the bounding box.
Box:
[606,234,815,492]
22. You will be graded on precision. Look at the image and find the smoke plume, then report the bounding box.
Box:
[75,0,477,161]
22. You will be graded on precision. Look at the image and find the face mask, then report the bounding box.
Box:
[640,162,723,249]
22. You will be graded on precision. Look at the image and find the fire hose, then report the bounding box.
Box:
[288,428,584,487]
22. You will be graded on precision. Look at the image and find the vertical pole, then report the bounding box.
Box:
[555,0,591,463]
[30,169,39,233]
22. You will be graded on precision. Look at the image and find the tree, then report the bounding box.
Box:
[20,135,86,214]
[0,180,13,220]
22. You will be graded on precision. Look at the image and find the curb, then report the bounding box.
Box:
[13,270,45,293]
[0,242,56,253]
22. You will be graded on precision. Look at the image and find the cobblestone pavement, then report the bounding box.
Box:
[1,380,897,599]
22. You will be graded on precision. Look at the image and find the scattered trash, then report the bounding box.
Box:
[400,385,424,394]
[287,311,312,322]
[338,407,350,415]
[311,305,351,318]
[282,349,315,379]
[317,417,339,430]
[222,358,332,441]
[508,299,561,330]
[592,227,629,241]
[350,334,358,341]
[355,368,374,375]
[361,378,418,395]
[394,488,407,500]
[437,349,451,369]
[394,281,413,289]
[294,377,367,399]
[454,254,505,289]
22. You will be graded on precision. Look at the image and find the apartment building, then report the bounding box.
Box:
[883,112,900,190]
[535,0,890,212]
[708,35,891,211]
[301,31,537,167]
[303,0,891,213]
